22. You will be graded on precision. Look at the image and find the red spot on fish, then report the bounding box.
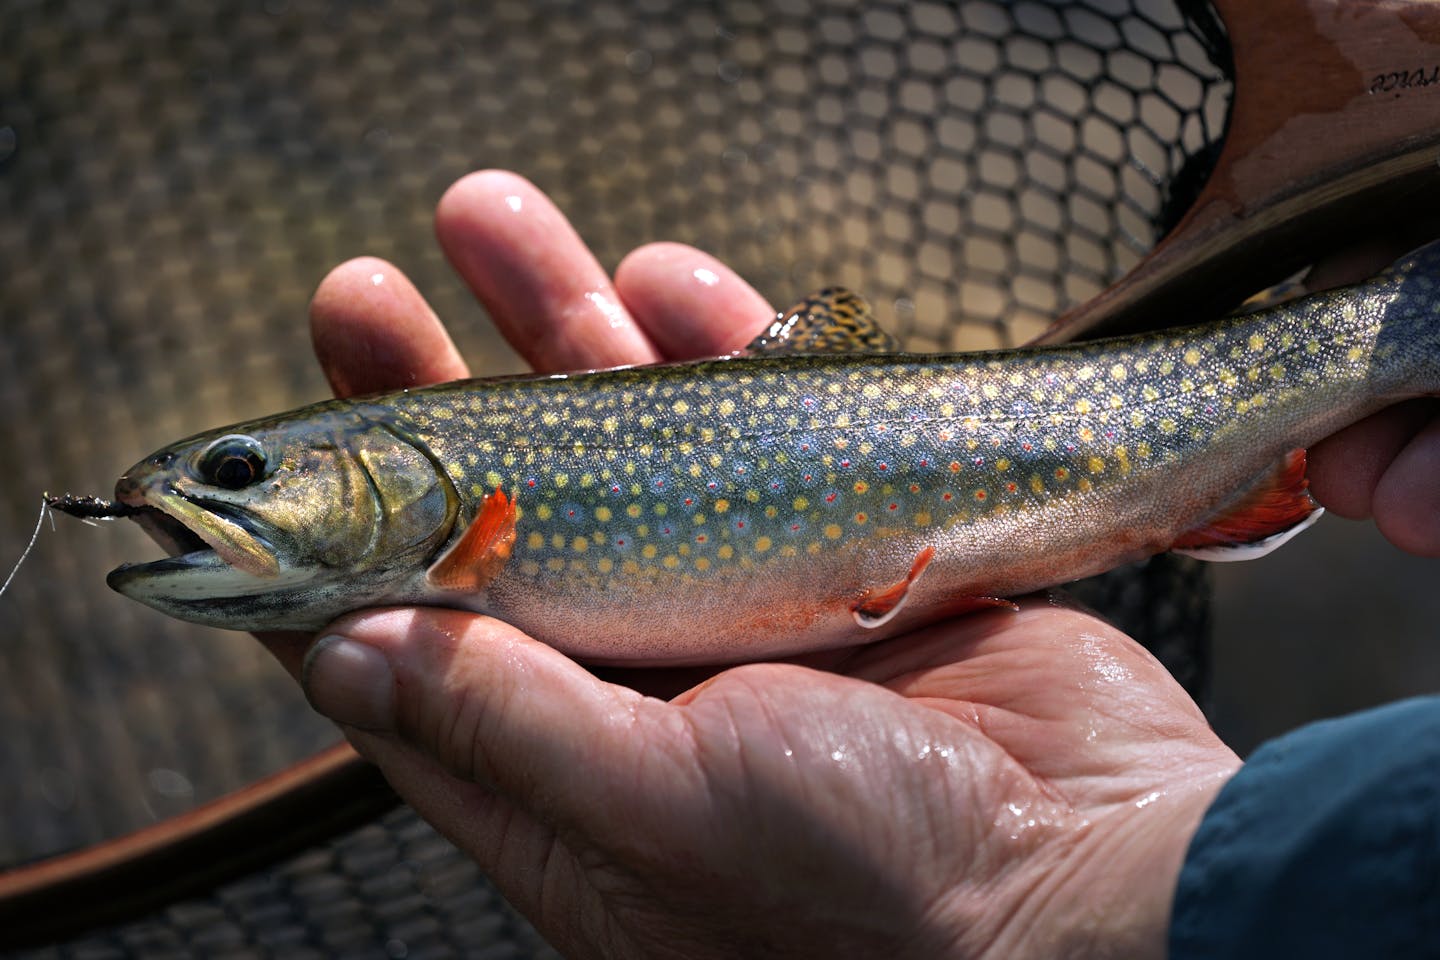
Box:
[825,492,838,503]
[840,459,852,468]
[1022,442,1033,452]
[919,459,929,467]
[696,534,708,543]
[1055,467,1070,481]
[942,492,954,502]
[1006,482,1018,493]
[526,478,537,488]
[909,484,920,493]
[949,461,961,473]
[975,490,987,501]
[854,512,868,524]
[655,479,665,488]
[803,473,814,482]
[878,462,889,471]
[611,484,621,494]
[888,502,899,511]
[684,497,694,506]
[735,520,746,529]
[974,456,984,466]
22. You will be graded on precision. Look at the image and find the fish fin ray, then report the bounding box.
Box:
[747,288,899,355]
[852,546,935,628]
[426,487,518,592]
[1171,449,1322,562]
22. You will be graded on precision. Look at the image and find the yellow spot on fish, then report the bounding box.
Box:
[1110,364,1127,380]
[1030,475,1045,494]
[1054,467,1070,481]
[526,532,544,550]
[1159,418,1178,435]
[715,499,730,513]
[626,504,642,518]
[536,504,553,520]
[1183,348,1201,366]
[595,506,612,522]
[824,523,843,540]
[1088,456,1105,474]
[793,495,810,511]
[718,544,735,560]
[1136,441,1153,458]
[662,555,679,569]
[572,536,589,553]
[754,536,772,553]
[1077,478,1094,493]
[1248,333,1265,351]
[1075,398,1092,414]
[598,557,614,574]
[546,557,565,572]
[695,557,711,572]
[718,398,735,415]
[672,400,690,414]
[642,544,657,559]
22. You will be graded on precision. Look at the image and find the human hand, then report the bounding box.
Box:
[278,170,1431,958]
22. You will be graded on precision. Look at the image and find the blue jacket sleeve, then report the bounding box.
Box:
[1169,694,1440,959]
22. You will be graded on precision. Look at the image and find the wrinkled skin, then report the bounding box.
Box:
[259,170,1440,960]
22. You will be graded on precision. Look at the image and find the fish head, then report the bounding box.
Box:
[106,404,459,631]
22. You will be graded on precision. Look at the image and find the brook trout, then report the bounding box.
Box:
[87,243,1440,664]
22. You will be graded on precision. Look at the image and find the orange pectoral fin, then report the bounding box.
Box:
[426,487,518,592]
[1172,448,1323,562]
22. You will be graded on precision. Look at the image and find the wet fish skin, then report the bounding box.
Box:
[103,243,1440,664]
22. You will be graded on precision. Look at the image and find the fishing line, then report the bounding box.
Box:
[0,497,49,601]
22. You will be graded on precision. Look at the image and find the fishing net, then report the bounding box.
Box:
[0,0,1227,954]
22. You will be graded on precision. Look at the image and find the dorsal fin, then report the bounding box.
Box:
[747,288,899,355]
[426,487,518,592]
[1172,449,1323,562]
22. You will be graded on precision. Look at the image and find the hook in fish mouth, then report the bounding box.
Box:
[51,486,283,585]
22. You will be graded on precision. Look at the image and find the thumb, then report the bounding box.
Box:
[301,607,661,828]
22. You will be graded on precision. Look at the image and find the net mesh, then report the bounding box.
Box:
[0,0,1228,953]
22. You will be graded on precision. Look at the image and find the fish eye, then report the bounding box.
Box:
[197,434,267,490]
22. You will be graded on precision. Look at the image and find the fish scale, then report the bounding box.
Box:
[86,242,1440,664]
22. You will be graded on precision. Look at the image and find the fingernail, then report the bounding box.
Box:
[302,636,395,732]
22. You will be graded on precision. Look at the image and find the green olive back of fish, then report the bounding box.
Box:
[104,243,1440,663]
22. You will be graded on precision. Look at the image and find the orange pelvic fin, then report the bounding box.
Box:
[852,546,936,629]
[1172,448,1323,562]
[426,487,518,592]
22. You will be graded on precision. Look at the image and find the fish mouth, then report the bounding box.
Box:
[106,490,296,599]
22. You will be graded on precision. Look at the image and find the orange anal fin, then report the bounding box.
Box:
[426,487,518,592]
[852,546,936,629]
[1172,449,1323,562]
